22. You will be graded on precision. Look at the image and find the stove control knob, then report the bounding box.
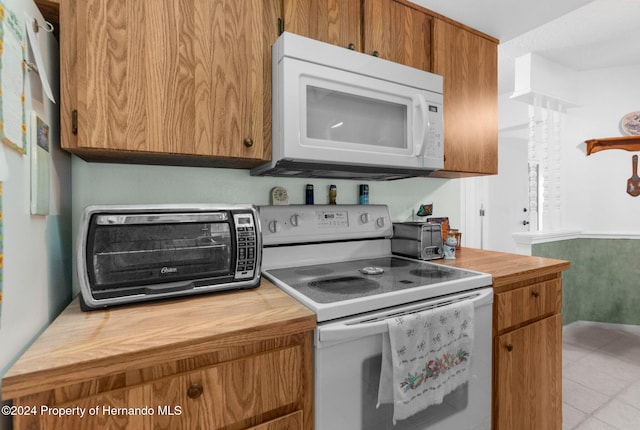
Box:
[360,212,370,224]
[268,220,280,233]
[290,214,300,227]
[376,217,386,228]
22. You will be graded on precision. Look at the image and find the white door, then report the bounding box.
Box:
[461,136,529,254]
[486,136,529,253]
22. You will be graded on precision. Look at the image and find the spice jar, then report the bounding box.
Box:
[329,185,337,205]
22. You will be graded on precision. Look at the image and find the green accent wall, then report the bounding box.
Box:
[533,239,640,325]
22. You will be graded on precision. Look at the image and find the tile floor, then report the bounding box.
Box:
[562,322,640,430]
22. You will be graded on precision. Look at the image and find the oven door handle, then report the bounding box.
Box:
[320,318,388,342]
[318,288,492,345]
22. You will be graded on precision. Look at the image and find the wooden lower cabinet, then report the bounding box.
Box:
[495,314,562,430]
[433,249,568,430]
[493,277,563,430]
[12,335,313,430]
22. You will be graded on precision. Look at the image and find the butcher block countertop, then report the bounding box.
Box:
[2,280,316,401]
[435,247,570,293]
[3,248,568,401]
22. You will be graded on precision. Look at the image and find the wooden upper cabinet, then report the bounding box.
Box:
[283,0,362,51]
[431,18,498,176]
[55,0,498,174]
[363,0,432,71]
[276,1,500,177]
[61,0,281,165]
[284,0,431,71]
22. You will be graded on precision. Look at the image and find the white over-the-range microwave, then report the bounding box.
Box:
[251,32,444,180]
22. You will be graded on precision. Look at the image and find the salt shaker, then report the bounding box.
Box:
[444,235,457,260]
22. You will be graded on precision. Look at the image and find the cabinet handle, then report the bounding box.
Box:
[506,343,513,352]
[243,137,254,148]
[278,18,284,35]
[347,43,356,50]
[531,291,540,298]
[372,50,379,57]
[72,109,78,135]
[187,383,203,399]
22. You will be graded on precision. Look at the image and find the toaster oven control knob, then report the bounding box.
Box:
[290,214,300,227]
[376,217,386,228]
[360,212,370,224]
[268,220,280,233]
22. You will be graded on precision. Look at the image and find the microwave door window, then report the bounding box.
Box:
[306,86,407,150]
[89,222,233,289]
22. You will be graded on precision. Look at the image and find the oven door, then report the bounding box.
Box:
[315,288,492,430]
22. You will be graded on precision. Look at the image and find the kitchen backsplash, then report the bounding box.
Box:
[71,157,460,292]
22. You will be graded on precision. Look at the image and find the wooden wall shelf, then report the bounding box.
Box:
[585,136,640,155]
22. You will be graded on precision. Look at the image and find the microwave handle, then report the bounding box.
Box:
[414,94,429,158]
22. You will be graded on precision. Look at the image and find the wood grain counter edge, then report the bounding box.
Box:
[2,281,316,401]
[434,247,570,292]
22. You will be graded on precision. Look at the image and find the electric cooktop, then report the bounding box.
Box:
[263,256,479,305]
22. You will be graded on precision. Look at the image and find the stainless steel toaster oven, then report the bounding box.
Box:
[77,204,261,310]
[391,221,444,260]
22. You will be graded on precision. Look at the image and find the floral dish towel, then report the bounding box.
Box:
[377,299,474,423]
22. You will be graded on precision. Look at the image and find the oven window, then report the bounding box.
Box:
[306,86,407,149]
[316,334,477,430]
[314,295,492,429]
[361,354,470,429]
[89,222,232,289]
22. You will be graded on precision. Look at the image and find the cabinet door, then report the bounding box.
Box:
[363,0,432,71]
[284,0,362,51]
[65,0,278,161]
[432,19,498,176]
[495,314,562,430]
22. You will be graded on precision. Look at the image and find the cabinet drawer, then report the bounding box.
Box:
[247,410,303,430]
[28,346,303,430]
[495,278,562,332]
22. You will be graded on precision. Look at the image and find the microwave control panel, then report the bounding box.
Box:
[233,213,257,279]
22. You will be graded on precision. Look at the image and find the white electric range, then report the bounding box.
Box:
[259,204,492,430]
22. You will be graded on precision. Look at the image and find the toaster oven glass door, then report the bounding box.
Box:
[88,216,234,291]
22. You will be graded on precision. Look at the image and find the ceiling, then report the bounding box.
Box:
[411,0,640,94]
